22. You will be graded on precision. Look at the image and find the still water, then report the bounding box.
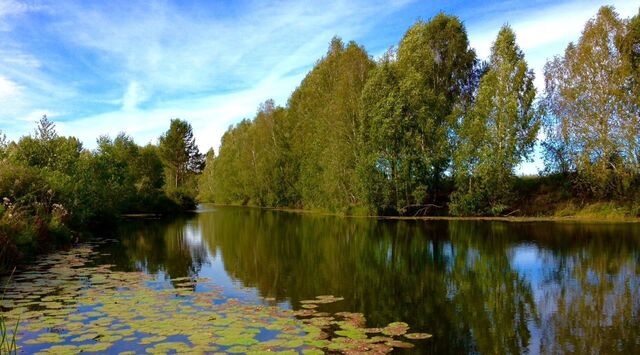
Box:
[6,205,640,354]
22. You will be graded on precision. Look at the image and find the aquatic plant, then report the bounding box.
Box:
[3,242,431,354]
[0,268,19,354]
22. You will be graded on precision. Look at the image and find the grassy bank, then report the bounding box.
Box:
[203,174,640,222]
[216,204,640,223]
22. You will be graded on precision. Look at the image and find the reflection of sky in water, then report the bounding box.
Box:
[509,241,640,353]
[183,222,203,246]
[510,244,547,354]
[101,210,640,354]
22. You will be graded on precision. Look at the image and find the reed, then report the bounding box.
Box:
[0,268,19,354]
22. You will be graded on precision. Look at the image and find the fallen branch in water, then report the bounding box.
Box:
[399,204,444,217]
[503,209,520,217]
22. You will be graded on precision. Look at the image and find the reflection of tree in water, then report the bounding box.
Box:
[108,217,208,281]
[195,208,543,354]
[108,209,640,355]
[445,222,539,354]
[533,223,640,354]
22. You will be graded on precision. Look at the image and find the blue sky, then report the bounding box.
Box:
[0,0,638,174]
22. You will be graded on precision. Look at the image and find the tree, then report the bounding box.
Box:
[158,119,204,190]
[0,130,7,160]
[203,100,294,206]
[358,14,477,214]
[288,37,374,210]
[198,149,216,202]
[9,115,83,175]
[619,9,640,173]
[396,14,477,202]
[135,144,165,192]
[542,6,639,197]
[358,50,411,212]
[36,115,57,141]
[452,26,539,215]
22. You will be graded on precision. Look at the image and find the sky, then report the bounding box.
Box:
[0,0,638,175]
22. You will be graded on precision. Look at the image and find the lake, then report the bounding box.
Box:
[5,205,640,354]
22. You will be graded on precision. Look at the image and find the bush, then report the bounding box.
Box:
[167,188,198,211]
[449,190,485,216]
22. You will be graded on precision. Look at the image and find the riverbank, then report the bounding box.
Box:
[203,200,640,223]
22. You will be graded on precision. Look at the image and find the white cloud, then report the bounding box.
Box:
[47,0,397,93]
[33,0,414,150]
[0,0,46,31]
[468,0,639,90]
[57,71,305,152]
[121,81,147,111]
[0,0,30,16]
[3,0,637,170]
[0,75,30,125]
[0,75,19,98]
[462,0,639,175]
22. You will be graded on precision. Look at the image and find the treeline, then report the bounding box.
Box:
[0,117,204,269]
[201,6,640,217]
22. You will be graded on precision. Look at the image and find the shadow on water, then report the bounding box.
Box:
[100,206,640,354]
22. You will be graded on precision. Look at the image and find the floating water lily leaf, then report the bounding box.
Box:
[24,333,64,344]
[382,321,410,336]
[335,329,367,340]
[80,342,113,352]
[405,332,432,340]
[385,340,415,348]
[34,344,79,355]
[7,242,431,354]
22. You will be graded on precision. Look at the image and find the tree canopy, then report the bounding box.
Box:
[199,6,640,216]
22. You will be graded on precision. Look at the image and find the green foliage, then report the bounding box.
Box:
[451,26,539,215]
[158,119,204,209]
[205,101,299,207]
[0,130,7,160]
[206,39,374,211]
[0,161,71,266]
[159,119,204,188]
[201,8,639,216]
[198,149,216,202]
[358,52,411,212]
[396,14,477,197]
[542,6,640,198]
[0,116,202,271]
[358,14,477,213]
[288,38,374,210]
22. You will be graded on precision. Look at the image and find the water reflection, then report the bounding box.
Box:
[102,206,640,354]
[108,217,209,280]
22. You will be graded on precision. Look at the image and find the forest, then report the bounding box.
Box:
[200,6,640,217]
[0,117,204,270]
[0,6,639,270]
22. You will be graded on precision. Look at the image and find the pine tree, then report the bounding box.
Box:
[158,119,204,189]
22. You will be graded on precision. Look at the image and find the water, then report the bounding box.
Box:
[6,205,640,354]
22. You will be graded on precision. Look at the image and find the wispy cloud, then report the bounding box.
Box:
[0,0,415,145]
[0,75,19,98]
[0,0,637,173]
[466,0,639,90]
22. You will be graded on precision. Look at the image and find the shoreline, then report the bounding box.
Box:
[199,204,640,223]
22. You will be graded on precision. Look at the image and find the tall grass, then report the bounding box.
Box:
[0,268,18,354]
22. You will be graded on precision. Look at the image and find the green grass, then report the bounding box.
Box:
[555,202,637,221]
[0,268,19,354]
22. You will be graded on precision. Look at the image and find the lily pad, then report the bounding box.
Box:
[405,332,432,340]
